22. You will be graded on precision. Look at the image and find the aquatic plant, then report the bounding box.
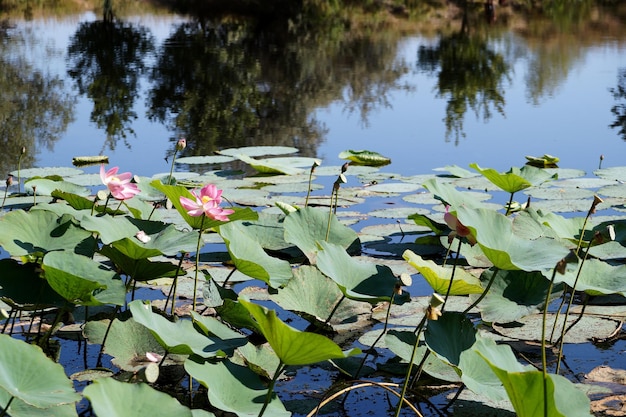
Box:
[0,147,625,417]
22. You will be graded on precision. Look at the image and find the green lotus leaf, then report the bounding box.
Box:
[471,268,562,323]
[403,250,483,295]
[283,206,359,264]
[0,258,66,309]
[42,251,125,306]
[524,154,560,167]
[458,335,510,403]
[99,245,183,282]
[338,149,391,166]
[422,178,486,210]
[235,342,282,380]
[175,155,236,165]
[455,206,571,271]
[11,166,83,178]
[270,265,347,327]
[217,145,299,157]
[316,240,401,303]
[83,377,207,417]
[407,213,448,234]
[0,390,78,417]
[469,163,557,194]
[384,330,461,383]
[50,190,122,215]
[129,300,247,358]
[0,334,80,409]
[82,315,166,371]
[233,153,305,175]
[554,258,626,296]
[240,298,361,366]
[0,210,95,257]
[24,178,90,197]
[218,221,293,288]
[185,358,290,417]
[478,343,593,417]
[424,311,476,366]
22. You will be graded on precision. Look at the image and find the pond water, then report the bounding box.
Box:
[1,3,626,181]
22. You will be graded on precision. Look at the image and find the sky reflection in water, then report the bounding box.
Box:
[2,9,626,180]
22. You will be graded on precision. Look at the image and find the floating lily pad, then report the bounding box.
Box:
[594,166,626,181]
[217,145,299,157]
[11,166,83,178]
[175,155,236,165]
[493,314,620,343]
[338,150,391,166]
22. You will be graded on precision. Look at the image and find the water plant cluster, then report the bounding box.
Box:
[0,146,625,417]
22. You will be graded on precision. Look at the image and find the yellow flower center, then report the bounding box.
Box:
[201,196,214,204]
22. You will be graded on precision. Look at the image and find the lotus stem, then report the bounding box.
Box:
[258,361,285,417]
[463,267,499,314]
[192,215,206,312]
[442,238,462,312]
[17,146,25,194]
[308,380,422,417]
[305,160,319,207]
[165,254,186,316]
[221,268,236,288]
[394,314,427,417]
[541,267,558,417]
[324,294,345,325]
[505,192,515,216]
[0,396,14,417]
[554,238,593,374]
[97,305,121,367]
[353,292,395,378]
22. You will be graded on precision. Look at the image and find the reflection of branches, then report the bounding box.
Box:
[609,68,626,141]
[67,20,154,150]
[0,41,74,175]
[147,20,411,160]
[417,32,510,145]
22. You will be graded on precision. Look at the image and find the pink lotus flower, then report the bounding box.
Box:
[444,205,476,245]
[179,184,234,221]
[100,165,140,200]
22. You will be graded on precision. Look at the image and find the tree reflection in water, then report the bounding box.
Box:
[0,25,74,177]
[67,19,154,152]
[146,19,412,159]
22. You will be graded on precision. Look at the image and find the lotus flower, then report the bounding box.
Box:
[444,205,476,245]
[100,165,140,200]
[179,184,234,221]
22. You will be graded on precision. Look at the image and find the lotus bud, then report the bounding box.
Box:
[175,137,186,151]
[21,146,26,155]
[5,175,13,187]
[607,224,615,241]
[394,282,403,295]
[429,293,445,308]
[590,195,603,214]
[341,162,350,174]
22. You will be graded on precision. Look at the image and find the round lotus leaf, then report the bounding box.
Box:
[544,168,586,180]
[555,177,615,189]
[313,165,380,177]
[597,183,626,199]
[367,207,430,219]
[363,182,423,194]
[218,145,298,157]
[594,166,626,181]
[492,314,621,343]
[175,155,236,164]
[262,182,324,193]
[524,186,595,200]
[11,166,83,178]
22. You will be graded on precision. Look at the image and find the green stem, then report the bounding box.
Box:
[394,315,427,417]
[555,241,592,373]
[353,292,395,378]
[167,150,178,185]
[258,361,284,417]
[0,396,14,417]
[442,238,462,312]
[541,268,558,417]
[505,192,514,216]
[324,294,345,325]
[305,164,315,207]
[0,187,7,211]
[192,215,206,312]
[325,190,335,242]
[463,267,499,314]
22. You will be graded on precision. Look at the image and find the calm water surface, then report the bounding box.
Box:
[2,6,626,180]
